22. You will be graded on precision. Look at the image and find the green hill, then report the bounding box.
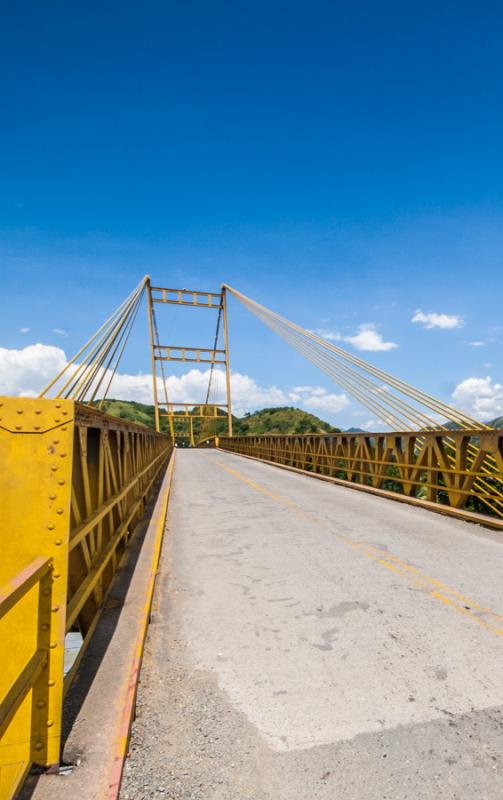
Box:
[96,399,503,438]
[97,400,340,437]
[234,406,340,435]
[98,399,158,428]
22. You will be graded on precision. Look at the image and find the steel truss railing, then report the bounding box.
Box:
[223,286,503,517]
[0,397,172,799]
[218,429,503,523]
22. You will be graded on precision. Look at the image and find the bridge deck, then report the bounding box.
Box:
[122,449,503,800]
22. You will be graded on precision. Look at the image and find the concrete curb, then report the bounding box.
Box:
[23,452,176,800]
[106,451,176,799]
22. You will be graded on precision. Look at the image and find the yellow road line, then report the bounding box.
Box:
[207,456,503,638]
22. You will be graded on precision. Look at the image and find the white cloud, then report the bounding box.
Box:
[0,344,67,396]
[293,385,349,414]
[19,327,31,333]
[452,376,503,421]
[469,341,486,347]
[52,328,68,337]
[302,392,350,414]
[312,328,342,342]
[298,386,328,397]
[411,309,463,329]
[483,362,494,369]
[0,344,349,420]
[315,324,397,352]
[343,324,398,352]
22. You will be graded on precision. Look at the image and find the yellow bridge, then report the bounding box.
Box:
[1,278,502,800]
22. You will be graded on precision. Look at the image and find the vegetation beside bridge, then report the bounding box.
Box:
[97,400,342,438]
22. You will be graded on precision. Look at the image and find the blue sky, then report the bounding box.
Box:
[1,2,502,425]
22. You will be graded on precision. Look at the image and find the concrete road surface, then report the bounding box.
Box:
[121,449,503,800]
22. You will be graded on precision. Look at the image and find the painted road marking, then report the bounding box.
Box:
[207,456,503,638]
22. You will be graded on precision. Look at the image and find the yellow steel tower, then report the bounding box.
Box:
[146,281,233,444]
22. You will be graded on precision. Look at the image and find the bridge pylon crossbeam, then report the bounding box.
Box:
[146,281,233,444]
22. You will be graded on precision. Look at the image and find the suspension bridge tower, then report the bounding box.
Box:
[146,281,233,445]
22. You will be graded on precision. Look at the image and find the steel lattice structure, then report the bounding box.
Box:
[0,276,502,799]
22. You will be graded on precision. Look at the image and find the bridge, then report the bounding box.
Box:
[1,277,502,800]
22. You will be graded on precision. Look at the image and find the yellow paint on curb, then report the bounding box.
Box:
[106,451,176,799]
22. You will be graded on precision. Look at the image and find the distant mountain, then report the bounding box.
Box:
[443,417,503,431]
[97,400,341,437]
[235,406,340,435]
[94,400,503,437]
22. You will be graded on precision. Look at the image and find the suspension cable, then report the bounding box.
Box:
[224,284,487,431]
[38,276,148,401]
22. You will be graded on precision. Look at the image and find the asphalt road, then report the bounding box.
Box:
[122,449,503,800]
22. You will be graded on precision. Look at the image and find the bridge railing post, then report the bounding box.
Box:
[0,397,74,796]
